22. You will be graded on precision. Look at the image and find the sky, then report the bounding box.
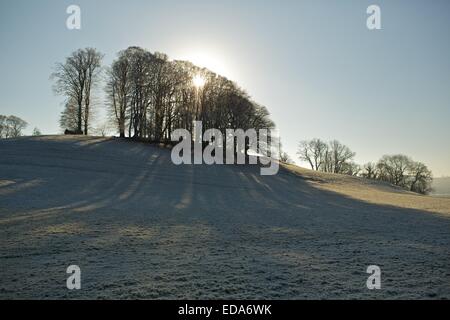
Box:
[0,0,449,176]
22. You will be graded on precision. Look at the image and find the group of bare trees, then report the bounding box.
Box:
[297,138,433,194]
[0,115,28,138]
[51,47,433,194]
[362,155,433,194]
[52,48,103,135]
[105,46,274,141]
[297,138,359,175]
[51,46,274,144]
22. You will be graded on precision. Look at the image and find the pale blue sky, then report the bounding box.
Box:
[1,0,449,176]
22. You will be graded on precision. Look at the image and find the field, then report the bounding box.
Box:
[1,136,449,299]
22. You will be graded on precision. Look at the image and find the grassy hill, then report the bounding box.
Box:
[283,164,450,215]
[1,135,449,299]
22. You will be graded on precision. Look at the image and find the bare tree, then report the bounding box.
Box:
[82,48,103,135]
[341,161,361,176]
[310,138,327,170]
[279,152,293,164]
[106,50,131,137]
[59,99,81,132]
[377,154,411,187]
[297,140,315,170]
[298,138,355,174]
[3,115,28,138]
[0,115,7,138]
[326,140,356,174]
[52,48,103,135]
[32,127,42,136]
[408,161,433,194]
[362,162,377,179]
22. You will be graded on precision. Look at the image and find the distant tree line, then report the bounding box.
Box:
[0,115,28,138]
[297,139,359,175]
[362,155,432,195]
[297,138,433,194]
[52,47,274,142]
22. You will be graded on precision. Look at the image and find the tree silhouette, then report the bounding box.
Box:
[51,48,103,134]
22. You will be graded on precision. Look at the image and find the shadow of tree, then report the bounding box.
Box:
[0,137,449,299]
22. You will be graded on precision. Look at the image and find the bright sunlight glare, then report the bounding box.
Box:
[193,74,206,88]
[183,50,231,79]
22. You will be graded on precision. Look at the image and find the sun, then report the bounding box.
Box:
[183,50,230,79]
[193,74,206,88]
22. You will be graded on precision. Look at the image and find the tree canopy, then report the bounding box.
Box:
[105,46,275,141]
[0,115,28,138]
